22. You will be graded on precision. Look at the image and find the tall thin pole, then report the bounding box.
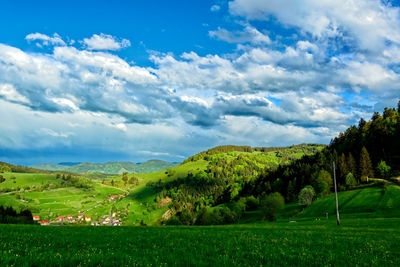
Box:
[333,161,340,225]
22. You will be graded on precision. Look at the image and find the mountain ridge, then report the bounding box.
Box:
[31,160,179,174]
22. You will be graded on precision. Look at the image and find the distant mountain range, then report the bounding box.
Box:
[31,160,179,174]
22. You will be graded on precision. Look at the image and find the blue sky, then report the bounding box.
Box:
[0,0,399,165]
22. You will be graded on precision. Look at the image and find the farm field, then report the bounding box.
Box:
[0,218,399,266]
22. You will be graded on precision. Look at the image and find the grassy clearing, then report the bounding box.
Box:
[0,172,59,191]
[0,218,399,266]
[299,185,400,219]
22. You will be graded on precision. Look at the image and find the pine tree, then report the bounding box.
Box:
[359,147,374,181]
[338,153,348,181]
[286,180,296,202]
[347,152,357,179]
[398,100,400,113]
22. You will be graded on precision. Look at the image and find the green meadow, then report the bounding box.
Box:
[0,218,399,266]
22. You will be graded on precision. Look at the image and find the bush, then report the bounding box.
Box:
[345,173,357,188]
[298,186,315,206]
[260,192,285,221]
[244,196,259,211]
[227,200,246,220]
[165,217,183,225]
[376,161,391,179]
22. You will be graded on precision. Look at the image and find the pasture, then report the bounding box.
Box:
[0,218,399,266]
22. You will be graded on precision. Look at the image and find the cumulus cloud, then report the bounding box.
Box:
[25,33,66,47]
[0,83,30,104]
[1,10,399,164]
[228,0,400,52]
[210,5,221,12]
[209,24,271,45]
[82,33,131,50]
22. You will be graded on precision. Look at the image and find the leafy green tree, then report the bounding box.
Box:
[0,165,12,173]
[0,175,5,183]
[244,196,259,211]
[298,186,315,206]
[129,176,138,185]
[122,172,128,185]
[111,179,115,186]
[260,192,285,221]
[345,173,357,188]
[311,169,332,196]
[376,161,391,179]
[359,147,374,181]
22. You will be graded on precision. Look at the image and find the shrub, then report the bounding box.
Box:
[345,173,357,188]
[298,186,315,206]
[244,196,259,211]
[260,192,285,221]
[376,161,391,179]
[165,217,183,225]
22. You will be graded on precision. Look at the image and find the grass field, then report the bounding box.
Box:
[0,172,60,191]
[0,218,399,266]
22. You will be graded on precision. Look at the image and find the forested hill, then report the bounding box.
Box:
[32,160,179,174]
[182,144,325,165]
[249,104,400,202]
[147,144,325,225]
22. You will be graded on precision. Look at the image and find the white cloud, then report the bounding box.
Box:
[83,33,131,51]
[39,128,72,138]
[229,0,400,52]
[209,24,271,45]
[0,26,396,164]
[210,5,221,12]
[338,61,400,91]
[0,83,29,104]
[25,33,66,46]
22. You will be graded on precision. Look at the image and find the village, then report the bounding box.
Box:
[34,193,128,226]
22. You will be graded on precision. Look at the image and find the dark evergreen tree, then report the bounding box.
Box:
[338,153,348,182]
[359,147,374,181]
[347,153,357,179]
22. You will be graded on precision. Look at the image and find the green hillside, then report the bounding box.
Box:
[298,184,400,219]
[31,160,179,174]
[0,144,324,226]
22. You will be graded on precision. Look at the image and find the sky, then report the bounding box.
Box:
[0,0,399,165]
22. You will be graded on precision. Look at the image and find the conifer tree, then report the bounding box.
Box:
[347,152,357,179]
[338,153,348,180]
[359,147,374,181]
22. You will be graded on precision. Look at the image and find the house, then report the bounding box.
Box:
[108,195,117,201]
[40,220,50,226]
[77,214,85,220]
[85,216,92,222]
[112,212,117,217]
[33,216,40,221]
[55,216,65,222]
[112,218,121,226]
[91,221,99,226]
[67,215,74,219]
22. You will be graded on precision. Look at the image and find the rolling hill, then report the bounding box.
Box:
[0,143,325,225]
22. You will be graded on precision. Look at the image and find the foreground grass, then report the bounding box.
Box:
[1,218,399,266]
